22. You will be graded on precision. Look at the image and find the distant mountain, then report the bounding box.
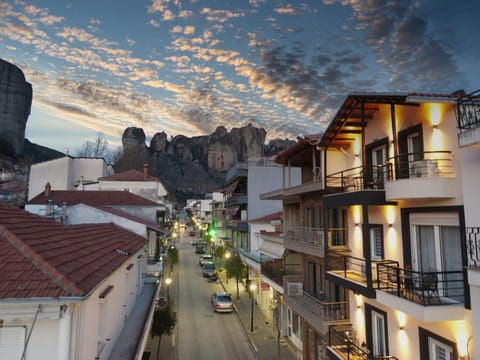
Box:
[114,125,296,206]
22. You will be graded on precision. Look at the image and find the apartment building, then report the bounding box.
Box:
[261,90,480,359]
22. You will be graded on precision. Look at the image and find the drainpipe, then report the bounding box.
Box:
[21,304,42,360]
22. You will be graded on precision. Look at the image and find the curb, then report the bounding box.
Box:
[219,277,261,360]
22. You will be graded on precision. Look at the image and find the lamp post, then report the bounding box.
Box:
[224,251,231,284]
[165,277,172,302]
[249,283,257,332]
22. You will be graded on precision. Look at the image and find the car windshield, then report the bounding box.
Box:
[217,295,231,302]
[204,263,215,270]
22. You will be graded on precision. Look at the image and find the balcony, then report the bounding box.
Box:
[456,89,480,148]
[327,326,399,360]
[384,151,457,201]
[375,263,466,322]
[261,257,283,286]
[283,279,350,336]
[326,255,397,298]
[466,227,480,266]
[285,226,325,257]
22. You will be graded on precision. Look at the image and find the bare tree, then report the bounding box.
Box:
[75,133,123,165]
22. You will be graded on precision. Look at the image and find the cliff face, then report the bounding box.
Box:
[114,124,295,205]
[0,59,32,157]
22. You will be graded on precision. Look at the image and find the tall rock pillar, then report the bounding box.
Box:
[0,59,32,156]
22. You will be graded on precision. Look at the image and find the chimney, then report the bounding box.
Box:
[44,182,51,197]
[143,164,148,180]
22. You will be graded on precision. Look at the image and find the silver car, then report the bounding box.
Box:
[211,292,235,313]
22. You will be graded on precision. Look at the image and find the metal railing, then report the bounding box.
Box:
[286,226,325,247]
[261,258,283,286]
[376,263,465,305]
[328,326,399,360]
[301,292,349,322]
[325,150,455,193]
[466,227,480,267]
[456,89,480,131]
[385,150,454,180]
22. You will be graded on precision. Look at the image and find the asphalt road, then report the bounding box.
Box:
[144,229,257,360]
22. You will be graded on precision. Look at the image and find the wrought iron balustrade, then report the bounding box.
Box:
[286,226,324,247]
[456,89,480,131]
[466,227,480,267]
[376,263,464,306]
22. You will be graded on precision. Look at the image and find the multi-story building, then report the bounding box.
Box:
[261,134,351,359]
[262,90,480,359]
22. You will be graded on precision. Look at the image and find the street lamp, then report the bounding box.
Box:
[249,283,257,332]
[224,251,231,284]
[165,277,172,302]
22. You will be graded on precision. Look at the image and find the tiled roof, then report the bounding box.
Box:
[0,204,147,299]
[250,211,283,223]
[98,169,159,181]
[274,134,322,165]
[28,190,160,206]
[97,206,161,229]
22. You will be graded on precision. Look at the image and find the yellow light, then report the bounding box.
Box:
[430,105,441,127]
[455,321,469,357]
[249,283,257,291]
[355,294,362,308]
[165,277,172,285]
[353,206,361,225]
[397,311,406,330]
[386,206,395,226]
[353,138,360,156]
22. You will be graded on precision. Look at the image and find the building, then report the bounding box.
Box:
[27,156,112,200]
[25,187,169,267]
[260,90,480,359]
[0,204,154,360]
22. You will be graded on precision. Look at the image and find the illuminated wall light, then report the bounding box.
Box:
[355,294,362,308]
[430,104,441,127]
[397,311,406,331]
[388,223,393,228]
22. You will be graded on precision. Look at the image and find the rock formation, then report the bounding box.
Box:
[114,124,295,205]
[0,59,32,157]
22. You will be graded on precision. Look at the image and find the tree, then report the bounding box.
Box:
[167,245,179,271]
[225,253,247,299]
[75,133,123,164]
[151,304,176,358]
[214,245,226,260]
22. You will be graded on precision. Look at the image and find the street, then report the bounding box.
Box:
[143,229,257,360]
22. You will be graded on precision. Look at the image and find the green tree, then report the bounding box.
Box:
[151,304,176,358]
[214,245,226,260]
[225,253,247,299]
[167,245,179,270]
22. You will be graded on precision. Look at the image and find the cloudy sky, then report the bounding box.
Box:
[1,0,479,154]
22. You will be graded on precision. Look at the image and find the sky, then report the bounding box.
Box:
[1,0,479,154]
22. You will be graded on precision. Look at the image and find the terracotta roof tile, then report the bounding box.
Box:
[0,204,147,299]
[28,190,160,206]
[250,211,283,223]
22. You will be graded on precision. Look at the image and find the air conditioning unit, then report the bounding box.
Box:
[286,282,303,296]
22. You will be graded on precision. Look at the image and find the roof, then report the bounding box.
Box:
[249,211,283,223]
[28,190,160,207]
[275,133,322,166]
[318,91,463,149]
[97,206,161,229]
[98,169,159,182]
[0,204,147,299]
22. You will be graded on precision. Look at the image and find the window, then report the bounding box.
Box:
[398,124,423,178]
[410,213,463,298]
[328,208,346,246]
[365,138,388,188]
[370,224,384,260]
[419,327,457,360]
[287,308,302,347]
[365,304,389,357]
[372,310,387,356]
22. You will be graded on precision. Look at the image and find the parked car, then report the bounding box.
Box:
[199,254,213,266]
[189,230,196,236]
[211,292,235,313]
[202,261,216,277]
[195,244,205,254]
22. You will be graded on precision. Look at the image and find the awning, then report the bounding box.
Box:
[259,241,285,259]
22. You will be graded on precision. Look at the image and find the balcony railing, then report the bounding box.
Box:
[261,258,283,286]
[376,263,465,306]
[283,279,350,326]
[466,227,480,267]
[286,226,324,247]
[456,89,480,131]
[385,150,454,180]
[327,326,399,360]
[325,150,455,193]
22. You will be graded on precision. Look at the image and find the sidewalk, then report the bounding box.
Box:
[217,271,297,360]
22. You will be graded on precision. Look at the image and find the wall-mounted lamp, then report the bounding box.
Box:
[355,223,359,227]
[432,124,438,130]
[388,223,393,228]
[399,325,404,331]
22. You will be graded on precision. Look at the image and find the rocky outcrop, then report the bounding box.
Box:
[114,124,295,205]
[0,59,32,157]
